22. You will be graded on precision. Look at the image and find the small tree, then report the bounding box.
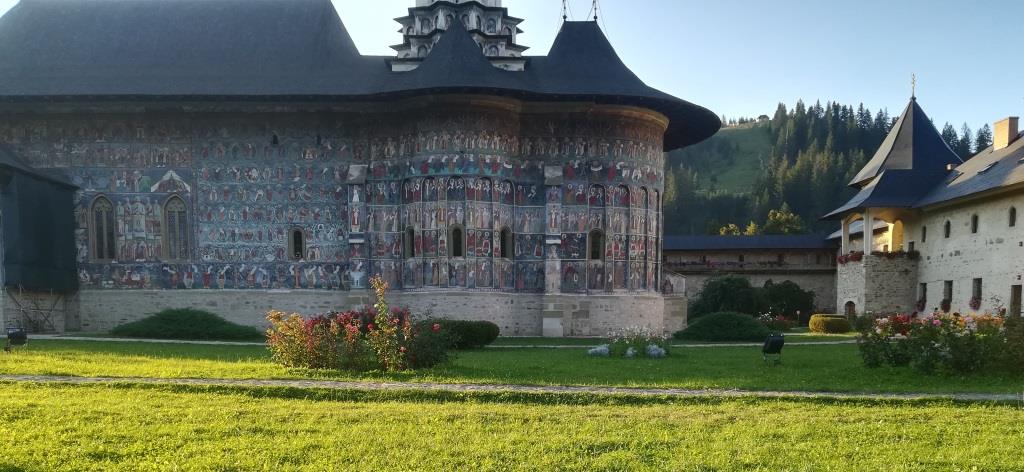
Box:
[690,276,763,318]
[762,279,815,320]
[719,223,741,236]
[762,203,806,234]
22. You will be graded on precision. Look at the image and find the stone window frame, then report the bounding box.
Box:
[587,229,605,261]
[921,225,927,243]
[944,220,951,238]
[404,226,416,259]
[1010,207,1017,228]
[288,227,305,261]
[448,224,466,258]
[162,194,189,262]
[971,214,979,234]
[89,195,116,262]
[498,226,514,260]
[972,278,983,301]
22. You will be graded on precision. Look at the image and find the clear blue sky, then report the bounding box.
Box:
[0,0,1016,133]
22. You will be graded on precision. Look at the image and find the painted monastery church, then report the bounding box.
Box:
[0,0,1019,337]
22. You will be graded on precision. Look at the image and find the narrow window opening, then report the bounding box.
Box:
[164,196,189,261]
[588,229,605,261]
[289,228,304,261]
[271,133,279,146]
[944,221,951,238]
[1011,207,1017,227]
[404,227,416,258]
[91,196,116,261]
[499,227,513,259]
[971,215,979,234]
[450,226,464,258]
[921,226,927,243]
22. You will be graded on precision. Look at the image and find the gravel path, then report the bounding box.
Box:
[0,374,1016,404]
[30,335,857,348]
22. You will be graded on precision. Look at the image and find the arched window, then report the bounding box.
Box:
[449,225,465,258]
[921,226,927,243]
[417,45,428,58]
[289,228,305,261]
[1010,207,1017,227]
[404,227,416,258]
[163,196,188,261]
[91,196,116,261]
[971,214,979,234]
[499,227,513,259]
[588,229,605,261]
[944,220,951,238]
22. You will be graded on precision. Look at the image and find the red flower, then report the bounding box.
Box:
[399,346,407,353]
[432,323,441,333]
[367,323,376,331]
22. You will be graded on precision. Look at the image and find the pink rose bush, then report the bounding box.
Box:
[266,276,450,371]
[858,312,1010,374]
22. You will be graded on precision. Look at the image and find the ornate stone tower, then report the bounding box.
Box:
[390,0,527,71]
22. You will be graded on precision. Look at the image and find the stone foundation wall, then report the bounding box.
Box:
[1,290,77,334]
[75,289,681,337]
[836,255,918,315]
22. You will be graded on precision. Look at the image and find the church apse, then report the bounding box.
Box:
[0,98,668,297]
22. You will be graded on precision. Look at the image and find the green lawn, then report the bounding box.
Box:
[0,382,1020,471]
[3,339,1021,394]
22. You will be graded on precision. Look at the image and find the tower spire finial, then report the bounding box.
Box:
[911,73,917,99]
[593,0,599,20]
[562,0,568,21]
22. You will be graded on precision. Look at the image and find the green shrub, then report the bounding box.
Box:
[761,280,815,321]
[690,276,763,318]
[674,312,770,342]
[809,314,852,334]
[110,309,264,341]
[430,319,500,349]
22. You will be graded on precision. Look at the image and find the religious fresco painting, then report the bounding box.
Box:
[0,108,666,295]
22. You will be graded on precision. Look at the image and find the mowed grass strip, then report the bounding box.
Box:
[0,382,1020,471]
[2,340,1023,394]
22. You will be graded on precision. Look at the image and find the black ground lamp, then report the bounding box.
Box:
[762,333,784,365]
[4,327,27,352]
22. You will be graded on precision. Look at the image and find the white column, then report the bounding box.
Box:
[862,209,874,254]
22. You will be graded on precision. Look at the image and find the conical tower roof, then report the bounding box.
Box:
[825,97,962,219]
[849,97,962,187]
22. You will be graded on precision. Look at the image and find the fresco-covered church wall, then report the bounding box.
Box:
[0,99,667,300]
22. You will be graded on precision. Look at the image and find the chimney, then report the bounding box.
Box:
[994,116,1019,151]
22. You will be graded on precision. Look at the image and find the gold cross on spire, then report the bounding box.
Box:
[911,73,917,99]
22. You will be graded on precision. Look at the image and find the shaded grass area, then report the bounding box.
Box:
[108,309,264,341]
[2,340,1022,394]
[0,382,1021,471]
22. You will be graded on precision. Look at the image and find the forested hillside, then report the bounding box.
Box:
[663,100,988,235]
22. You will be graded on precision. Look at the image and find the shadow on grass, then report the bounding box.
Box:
[9,381,986,409]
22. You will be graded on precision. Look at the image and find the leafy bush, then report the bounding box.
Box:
[858,312,1007,375]
[110,309,263,341]
[689,276,763,318]
[761,280,815,320]
[428,320,500,349]
[674,312,770,342]
[808,314,852,334]
[690,276,816,321]
[265,276,450,371]
[607,326,670,358]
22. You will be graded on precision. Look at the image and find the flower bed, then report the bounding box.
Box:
[265,276,449,372]
[858,312,1008,374]
[588,326,669,358]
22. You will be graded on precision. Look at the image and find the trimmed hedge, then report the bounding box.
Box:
[429,319,500,349]
[673,312,770,342]
[110,309,264,341]
[809,314,852,334]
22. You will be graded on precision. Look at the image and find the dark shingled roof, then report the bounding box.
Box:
[824,98,959,219]
[0,0,720,150]
[916,131,1024,207]
[663,234,836,251]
